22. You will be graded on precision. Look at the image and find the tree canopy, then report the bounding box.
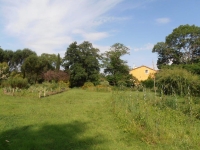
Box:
[0,62,9,81]
[102,43,132,86]
[0,48,36,71]
[63,41,100,87]
[153,24,200,68]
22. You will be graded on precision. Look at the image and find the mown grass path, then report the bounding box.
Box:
[0,89,149,150]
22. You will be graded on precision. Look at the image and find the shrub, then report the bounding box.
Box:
[156,67,200,96]
[141,77,154,89]
[2,77,29,89]
[82,82,94,89]
[43,70,69,82]
[99,80,109,86]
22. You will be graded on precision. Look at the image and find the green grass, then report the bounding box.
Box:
[1,88,199,150]
[111,89,200,150]
[0,89,149,150]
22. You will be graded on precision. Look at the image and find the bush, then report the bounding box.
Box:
[141,78,154,89]
[43,70,69,82]
[99,80,109,86]
[82,82,94,89]
[156,67,200,96]
[2,77,29,89]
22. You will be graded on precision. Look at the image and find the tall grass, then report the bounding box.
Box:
[111,87,200,149]
[2,81,69,98]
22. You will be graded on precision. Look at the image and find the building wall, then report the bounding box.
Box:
[129,66,156,81]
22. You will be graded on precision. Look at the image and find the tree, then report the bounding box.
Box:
[56,53,61,71]
[40,53,57,70]
[0,48,4,63]
[13,48,36,71]
[102,43,132,86]
[12,49,23,71]
[21,55,50,83]
[3,50,14,69]
[153,24,200,68]
[152,42,175,69]
[0,48,36,71]
[21,55,38,83]
[63,41,100,87]
[0,62,9,81]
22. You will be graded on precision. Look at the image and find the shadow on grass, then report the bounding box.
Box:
[0,121,105,150]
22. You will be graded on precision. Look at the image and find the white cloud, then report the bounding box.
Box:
[72,29,109,42]
[133,43,154,51]
[83,32,109,41]
[93,44,110,53]
[0,0,123,54]
[92,16,131,26]
[155,18,171,24]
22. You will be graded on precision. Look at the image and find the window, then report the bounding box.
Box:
[145,69,149,74]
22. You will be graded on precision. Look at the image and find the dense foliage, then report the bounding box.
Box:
[171,63,200,75]
[1,41,132,88]
[0,47,66,86]
[156,67,200,96]
[2,76,28,89]
[63,41,100,87]
[0,62,9,81]
[141,77,154,89]
[153,24,200,68]
[0,48,36,71]
[102,43,133,86]
[43,70,69,82]
[152,24,200,97]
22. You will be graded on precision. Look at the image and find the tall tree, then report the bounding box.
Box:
[166,25,200,64]
[102,43,132,86]
[3,50,14,69]
[12,49,23,71]
[20,48,36,67]
[153,24,200,68]
[2,48,36,71]
[56,53,61,71]
[13,48,36,70]
[21,55,51,83]
[40,53,57,70]
[63,41,100,87]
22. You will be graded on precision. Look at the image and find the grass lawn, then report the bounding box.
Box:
[1,88,199,150]
[0,89,150,150]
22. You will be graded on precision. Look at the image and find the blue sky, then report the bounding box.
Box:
[0,0,200,69]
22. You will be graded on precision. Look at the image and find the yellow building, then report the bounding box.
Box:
[129,65,157,81]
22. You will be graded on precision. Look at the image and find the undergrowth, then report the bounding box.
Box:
[111,88,200,149]
[2,81,69,98]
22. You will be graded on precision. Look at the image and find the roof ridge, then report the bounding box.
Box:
[130,65,156,71]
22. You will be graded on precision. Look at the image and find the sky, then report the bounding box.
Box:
[0,0,200,69]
